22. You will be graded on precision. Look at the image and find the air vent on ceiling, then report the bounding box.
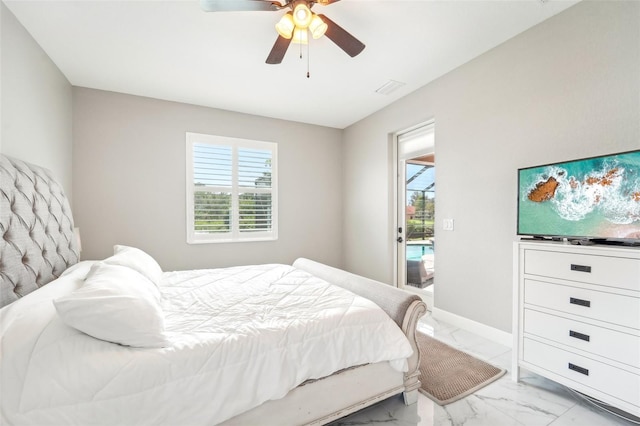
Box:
[375,80,406,95]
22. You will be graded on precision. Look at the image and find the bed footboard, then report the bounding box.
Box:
[292,258,427,404]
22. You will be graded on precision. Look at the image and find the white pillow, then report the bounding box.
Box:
[103,245,163,288]
[53,262,169,348]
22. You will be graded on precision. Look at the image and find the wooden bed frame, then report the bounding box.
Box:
[0,154,427,425]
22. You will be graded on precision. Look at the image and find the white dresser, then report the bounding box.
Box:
[512,241,640,417]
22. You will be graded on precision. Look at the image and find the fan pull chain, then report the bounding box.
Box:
[307,41,310,78]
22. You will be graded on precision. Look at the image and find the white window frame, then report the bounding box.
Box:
[186,132,278,244]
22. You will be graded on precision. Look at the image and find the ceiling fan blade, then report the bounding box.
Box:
[266,35,292,64]
[317,14,365,57]
[315,0,341,5]
[200,0,280,12]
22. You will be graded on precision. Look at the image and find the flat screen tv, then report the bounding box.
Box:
[517,149,640,245]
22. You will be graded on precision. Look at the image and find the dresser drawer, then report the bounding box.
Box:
[524,279,640,330]
[524,249,640,291]
[523,338,640,407]
[524,309,640,368]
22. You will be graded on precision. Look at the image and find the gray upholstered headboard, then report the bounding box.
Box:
[0,155,80,308]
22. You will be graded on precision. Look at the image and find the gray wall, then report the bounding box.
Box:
[5,0,639,335]
[0,2,73,198]
[73,88,343,271]
[342,0,640,333]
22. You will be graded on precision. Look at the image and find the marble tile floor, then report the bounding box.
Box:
[329,313,638,426]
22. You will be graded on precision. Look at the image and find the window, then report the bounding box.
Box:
[186,132,277,243]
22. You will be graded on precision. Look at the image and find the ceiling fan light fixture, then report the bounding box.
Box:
[292,3,312,28]
[276,12,295,39]
[309,14,327,39]
[292,27,308,45]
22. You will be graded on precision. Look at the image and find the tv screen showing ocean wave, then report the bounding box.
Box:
[518,150,640,240]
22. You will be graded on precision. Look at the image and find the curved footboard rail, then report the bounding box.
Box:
[401,299,428,404]
[292,258,427,403]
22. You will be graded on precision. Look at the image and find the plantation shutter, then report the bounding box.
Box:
[193,144,232,235]
[186,133,278,243]
[238,148,273,233]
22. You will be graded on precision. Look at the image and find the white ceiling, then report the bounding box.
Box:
[5,0,579,129]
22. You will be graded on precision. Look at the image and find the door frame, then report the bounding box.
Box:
[392,120,435,302]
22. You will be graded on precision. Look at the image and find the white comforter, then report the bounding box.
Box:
[0,262,413,425]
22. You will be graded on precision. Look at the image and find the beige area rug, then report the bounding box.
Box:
[417,331,506,405]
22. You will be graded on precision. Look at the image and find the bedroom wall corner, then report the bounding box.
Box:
[0,2,73,200]
[72,88,343,271]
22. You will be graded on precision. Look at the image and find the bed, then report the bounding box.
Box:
[0,154,427,425]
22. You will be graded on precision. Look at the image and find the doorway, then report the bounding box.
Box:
[396,122,435,308]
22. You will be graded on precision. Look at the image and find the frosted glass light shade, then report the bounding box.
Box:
[292,3,312,28]
[276,12,294,39]
[292,28,308,45]
[309,14,327,39]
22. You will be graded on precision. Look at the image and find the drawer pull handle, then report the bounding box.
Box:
[568,363,589,376]
[570,264,591,273]
[569,297,591,307]
[569,330,590,342]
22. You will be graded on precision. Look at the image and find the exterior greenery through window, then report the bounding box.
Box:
[186,133,277,243]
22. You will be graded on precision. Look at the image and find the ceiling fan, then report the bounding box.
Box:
[199,0,366,64]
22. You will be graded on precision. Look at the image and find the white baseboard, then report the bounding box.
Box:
[432,307,512,348]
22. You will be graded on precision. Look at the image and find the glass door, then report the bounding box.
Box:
[404,160,435,287]
[396,123,435,303]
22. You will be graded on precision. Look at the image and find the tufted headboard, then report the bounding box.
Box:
[0,155,80,308]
